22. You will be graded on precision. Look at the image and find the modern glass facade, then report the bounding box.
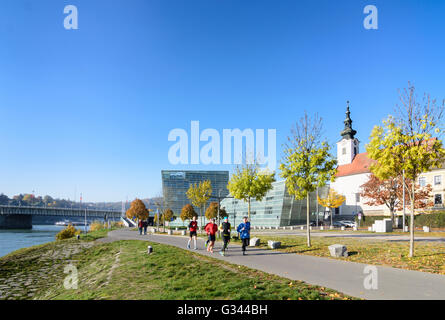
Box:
[220,180,329,227]
[161,170,229,219]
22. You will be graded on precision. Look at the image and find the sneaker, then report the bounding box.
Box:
[194,247,197,250]
[187,243,190,249]
[242,251,246,256]
[205,241,208,248]
[219,251,224,256]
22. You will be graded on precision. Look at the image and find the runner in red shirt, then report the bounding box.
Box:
[204,218,218,253]
[187,216,198,250]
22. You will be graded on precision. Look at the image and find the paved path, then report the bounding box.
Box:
[100,229,445,300]
[251,230,445,243]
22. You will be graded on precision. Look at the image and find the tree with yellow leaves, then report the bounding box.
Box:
[317,189,346,227]
[126,198,149,221]
[367,83,444,257]
[186,180,212,231]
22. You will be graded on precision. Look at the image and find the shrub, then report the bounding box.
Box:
[89,221,106,232]
[56,225,80,240]
[356,211,445,228]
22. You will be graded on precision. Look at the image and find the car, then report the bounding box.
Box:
[338,220,356,228]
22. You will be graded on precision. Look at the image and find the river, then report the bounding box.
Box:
[0,225,89,258]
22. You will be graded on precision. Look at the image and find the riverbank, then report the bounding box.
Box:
[0,230,353,300]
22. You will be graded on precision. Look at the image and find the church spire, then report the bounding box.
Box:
[340,101,357,140]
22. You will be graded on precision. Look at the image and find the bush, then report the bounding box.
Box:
[90,221,106,232]
[56,225,80,240]
[408,211,445,228]
[356,212,445,228]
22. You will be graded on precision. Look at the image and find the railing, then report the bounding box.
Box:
[0,205,122,218]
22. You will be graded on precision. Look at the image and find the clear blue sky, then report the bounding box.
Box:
[1,0,444,202]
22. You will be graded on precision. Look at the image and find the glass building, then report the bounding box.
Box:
[220,180,329,227]
[161,170,229,220]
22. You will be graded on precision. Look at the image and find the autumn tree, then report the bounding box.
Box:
[360,173,433,225]
[186,180,212,230]
[180,204,197,223]
[228,162,275,220]
[367,83,444,257]
[126,199,149,221]
[280,112,337,247]
[317,189,346,227]
[163,208,174,224]
[205,202,227,220]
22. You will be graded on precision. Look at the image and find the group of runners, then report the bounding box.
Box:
[186,215,251,256]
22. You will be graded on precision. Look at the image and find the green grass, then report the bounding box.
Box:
[0,239,354,300]
[245,234,445,275]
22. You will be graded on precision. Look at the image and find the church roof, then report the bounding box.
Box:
[336,152,375,177]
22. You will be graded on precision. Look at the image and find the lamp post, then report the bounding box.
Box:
[402,169,406,231]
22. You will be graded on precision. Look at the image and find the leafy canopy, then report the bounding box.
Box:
[186,180,213,209]
[126,199,149,220]
[180,204,197,222]
[317,189,345,209]
[227,163,275,203]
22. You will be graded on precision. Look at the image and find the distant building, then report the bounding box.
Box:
[220,180,328,227]
[161,170,229,219]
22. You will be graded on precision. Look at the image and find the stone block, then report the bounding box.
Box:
[167,229,172,235]
[320,226,324,231]
[328,244,348,257]
[268,240,281,249]
[423,226,430,233]
[341,226,345,231]
[250,238,260,246]
[181,230,186,236]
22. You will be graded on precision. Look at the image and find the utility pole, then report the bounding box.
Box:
[402,169,406,231]
[316,187,319,227]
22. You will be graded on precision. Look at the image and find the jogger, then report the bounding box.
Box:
[237,216,251,255]
[219,217,231,256]
[187,216,198,249]
[204,218,218,253]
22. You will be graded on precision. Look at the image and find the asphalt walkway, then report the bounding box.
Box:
[99,229,445,300]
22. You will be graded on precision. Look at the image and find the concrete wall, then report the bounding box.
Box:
[0,214,32,229]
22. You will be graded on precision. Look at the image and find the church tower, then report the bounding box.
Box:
[337,102,359,165]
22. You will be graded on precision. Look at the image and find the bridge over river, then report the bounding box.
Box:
[0,205,123,229]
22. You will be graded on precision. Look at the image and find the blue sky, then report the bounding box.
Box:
[1,0,444,202]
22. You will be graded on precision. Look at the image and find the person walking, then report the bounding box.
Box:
[187,216,198,250]
[143,220,148,235]
[138,220,143,235]
[204,218,218,253]
[237,216,250,255]
[219,217,231,256]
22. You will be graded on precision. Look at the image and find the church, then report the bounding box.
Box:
[330,103,445,218]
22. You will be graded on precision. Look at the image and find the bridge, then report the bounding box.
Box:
[0,205,123,229]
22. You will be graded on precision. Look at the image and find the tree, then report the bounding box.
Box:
[317,188,346,227]
[367,83,444,257]
[360,173,433,224]
[154,213,163,226]
[227,162,275,220]
[163,208,174,224]
[186,180,212,230]
[126,199,149,221]
[205,202,227,220]
[0,194,9,205]
[180,204,197,223]
[280,112,337,247]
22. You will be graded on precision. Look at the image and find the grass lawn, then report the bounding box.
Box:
[0,239,354,300]
[242,235,445,275]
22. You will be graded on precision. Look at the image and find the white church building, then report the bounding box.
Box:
[330,103,388,217]
[329,103,445,218]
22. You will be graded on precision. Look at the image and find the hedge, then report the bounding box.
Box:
[356,211,445,228]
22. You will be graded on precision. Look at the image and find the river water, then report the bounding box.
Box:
[0,225,89,258]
